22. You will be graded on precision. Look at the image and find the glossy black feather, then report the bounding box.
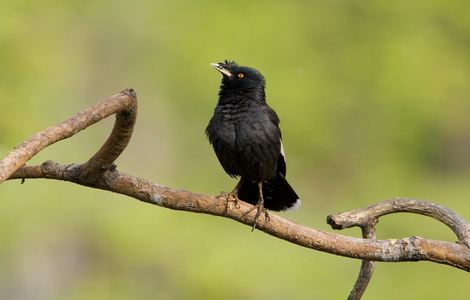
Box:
[206,60,300,211]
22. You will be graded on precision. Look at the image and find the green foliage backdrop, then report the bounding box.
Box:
[1,1,469,299]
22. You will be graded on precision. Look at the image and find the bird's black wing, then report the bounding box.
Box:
[278,142,287,176]
[262,104,287,176]
[234,103,282,180]
[206,113,240,177]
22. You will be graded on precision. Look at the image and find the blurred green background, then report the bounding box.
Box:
[1,1,470,299]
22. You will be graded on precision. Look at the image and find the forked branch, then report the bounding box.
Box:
[1,89,469,299]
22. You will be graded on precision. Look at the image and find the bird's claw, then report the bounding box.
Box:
[243,203,270,231]
[228,192,241,209]
[216,191,240,214]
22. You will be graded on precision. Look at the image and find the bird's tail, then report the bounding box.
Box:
[237,175,301,211]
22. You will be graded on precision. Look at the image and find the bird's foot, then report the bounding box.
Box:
[216,191,240,214]
[243,202,270,231]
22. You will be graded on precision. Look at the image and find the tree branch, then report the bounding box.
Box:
[2,89,470,299]
[347,223,376,300]
[7,162,470,271]
[0,89,136,183]
[327,198,470,248]
[78,88,137,183]
[327,197,470,298]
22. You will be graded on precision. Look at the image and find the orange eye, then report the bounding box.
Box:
[238,73,244,78]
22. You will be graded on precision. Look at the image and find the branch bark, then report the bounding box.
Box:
[0,89,136,182]
[347,223,376,300]
[1,89,470,299]
[8,161,470,271]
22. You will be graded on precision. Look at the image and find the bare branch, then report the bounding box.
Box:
[78,88,137,183]
[7,162,470,271]
[327,198,470,248]
[0,89,136,183]
[348,224,376,300]
[328,197,470,298]
[1,90,470,300]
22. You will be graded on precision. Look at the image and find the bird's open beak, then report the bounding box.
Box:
[210,63,232,77]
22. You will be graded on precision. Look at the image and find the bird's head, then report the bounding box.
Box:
[210,60,265,92]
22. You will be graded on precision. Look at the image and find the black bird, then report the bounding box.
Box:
[206,60,300,227]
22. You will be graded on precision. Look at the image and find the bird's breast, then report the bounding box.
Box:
[208,100,281,180]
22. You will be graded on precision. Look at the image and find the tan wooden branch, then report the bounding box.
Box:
[0,89,137,182]
[327,198,470,299]
[327,198,470,248]
[1,90,470,299]
[347,223,376,300]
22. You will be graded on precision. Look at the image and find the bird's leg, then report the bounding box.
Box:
[228,178,242,209]
[243,181,270,231]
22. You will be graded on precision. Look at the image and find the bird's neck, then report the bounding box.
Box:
[218,85,266,105]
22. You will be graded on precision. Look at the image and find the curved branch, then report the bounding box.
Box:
[327,198,470,248]
[348,224,376,300]
[328,198,470,298]
[0,89,136,183]
[78,89,137,183]
[1,89,470,300]
[7,161,470,271]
